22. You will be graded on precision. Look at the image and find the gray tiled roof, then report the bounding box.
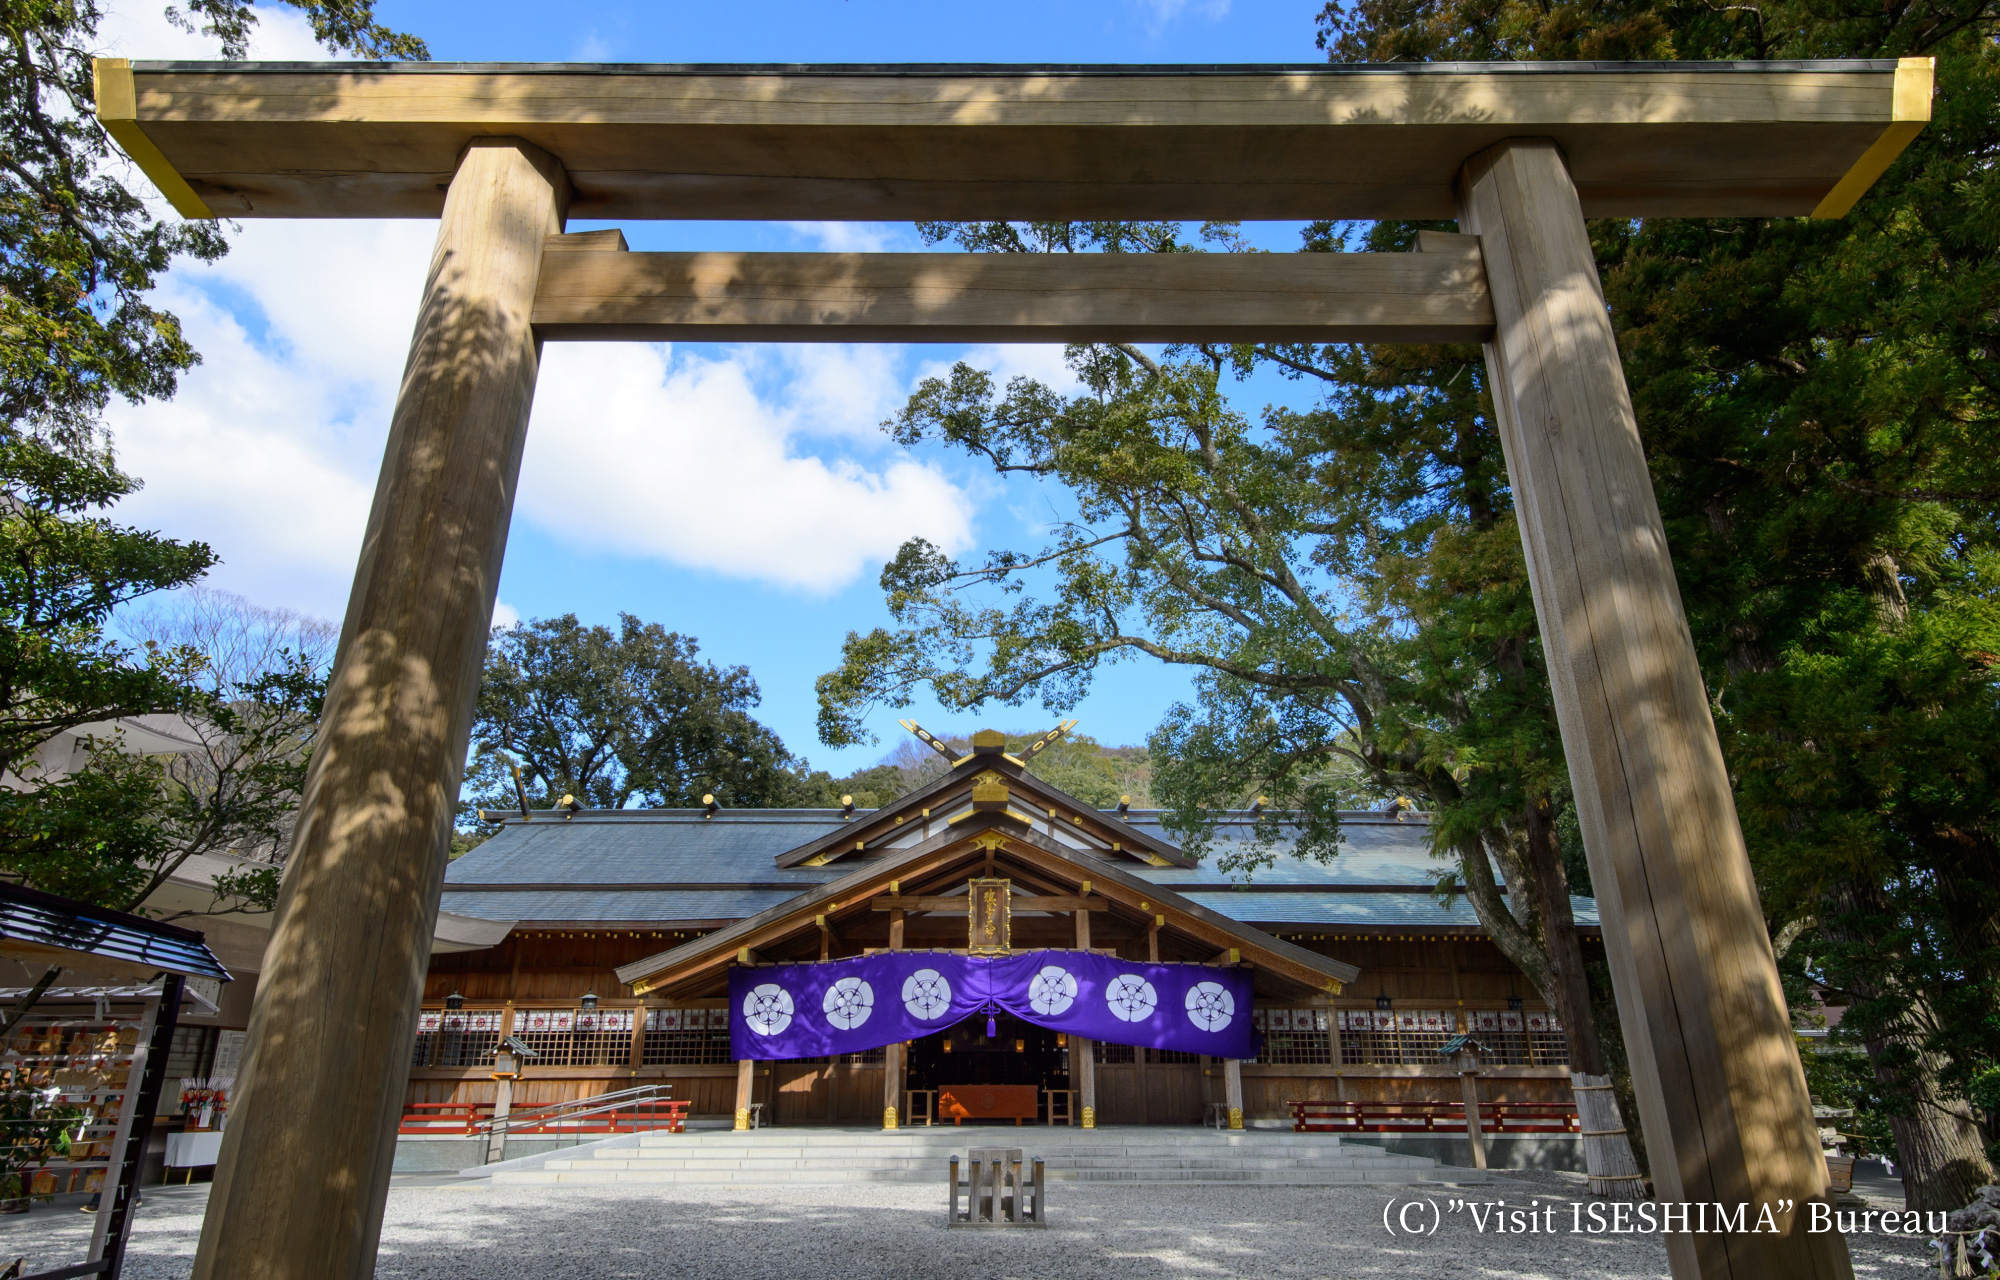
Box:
[439,888,800,923]
[447,811,849,888]
[1186,891,1602,928]
[444,806,1593,930]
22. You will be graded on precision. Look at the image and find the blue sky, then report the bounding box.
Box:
[97,1,1342,776]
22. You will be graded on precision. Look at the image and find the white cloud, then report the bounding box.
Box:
[99,2,339,60]
[520,344,973,594]
[103,220,434,617]
[959,345,1086,393]
[781,223,919,253]
[101,227,975,612]
[1133,0,1232,28]
[491,601,522,630]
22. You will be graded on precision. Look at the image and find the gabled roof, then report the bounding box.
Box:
[442,796,1601,939]
[769,747,1194,869]
[612,808,1360,1001]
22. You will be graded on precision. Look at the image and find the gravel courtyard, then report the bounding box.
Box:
[0,1170,1941,1279]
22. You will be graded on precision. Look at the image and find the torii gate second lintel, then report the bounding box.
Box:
[105,59,1930,1280]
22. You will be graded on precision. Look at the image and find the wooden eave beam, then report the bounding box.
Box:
[870,894,1108,913]
[529,247,1493,344]
[102,59,1929,221]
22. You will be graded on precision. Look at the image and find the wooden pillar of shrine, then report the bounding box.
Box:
[1074,905,1095,1128]
[884,907,904,1129]
[1457,137,1851,1280]
[735,1057,754,1131]
[192,138,566,1280]
[1223,1058,1244,1131]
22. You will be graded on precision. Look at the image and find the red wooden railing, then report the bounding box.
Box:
[1289,1099,1580,1134]
[398,1099,688,1136]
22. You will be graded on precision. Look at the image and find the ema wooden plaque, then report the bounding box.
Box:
[968,878,1011,955]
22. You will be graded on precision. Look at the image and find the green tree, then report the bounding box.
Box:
[0,457,327,918]
[463,614,832,836]
[2,0,424,450]
[0,437,214,906]
[117,586,336,915]
[1317,0,2000,1214]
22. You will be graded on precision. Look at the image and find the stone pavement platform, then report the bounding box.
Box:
[0,1172,1939,1280]
[482,1124,1483,1187]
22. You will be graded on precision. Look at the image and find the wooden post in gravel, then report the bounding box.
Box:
[1458,137,1851,1280]
[191,138,566,1280]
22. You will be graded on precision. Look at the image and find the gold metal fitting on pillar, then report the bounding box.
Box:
[733,1107,749,1132]
[1081,1106,1095,1129]
[1228,1107,1243,1131]
[883,1105,898,1131]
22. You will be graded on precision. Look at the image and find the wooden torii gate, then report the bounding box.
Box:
[95,57,1930,1280]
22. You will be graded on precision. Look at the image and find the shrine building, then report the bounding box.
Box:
[412,729,1597,1130]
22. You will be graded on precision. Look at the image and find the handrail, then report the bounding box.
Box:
[480,1084,679,1136]
[1288,1099,1581,1135]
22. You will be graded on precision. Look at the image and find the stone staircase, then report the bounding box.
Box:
[486,1126,1488,1187]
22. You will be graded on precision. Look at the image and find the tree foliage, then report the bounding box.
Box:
[0,448,327,915]
[1318,0,2000,1212]
[463,614,835,835]
[1,0,424,450]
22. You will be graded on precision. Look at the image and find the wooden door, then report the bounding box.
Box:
[773,1061,830,1124]
[1141,1052,1206,1124]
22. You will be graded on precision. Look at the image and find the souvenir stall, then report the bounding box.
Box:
[0,881,230,1280]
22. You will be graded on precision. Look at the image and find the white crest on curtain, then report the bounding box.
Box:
[901,969,953,1020]
[1028,966,1078,1016]
[823,976,875,1030]
[1105,974,1158,1023]
[742,983,794,1036]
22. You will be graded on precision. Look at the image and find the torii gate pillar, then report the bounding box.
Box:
[193,138,566,1280]
[1460,138,1849,1280]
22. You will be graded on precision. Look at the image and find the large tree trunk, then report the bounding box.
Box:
[1521,803,1646,1199]
[1455,826,1645,1197]
[1864,1021,1995,1212]
[1819,884,1996,1212]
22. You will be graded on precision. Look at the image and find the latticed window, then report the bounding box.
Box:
[1146,1048,1201,1064]
[514,1008,634,1067]
[1468,1009,1567,1066]
[1254,1008,1333,1065]
[642,1008,732,1066]
[1337,1009,1455,1064]
[411,1010,503,1068]
[1092,1041,1135,1064]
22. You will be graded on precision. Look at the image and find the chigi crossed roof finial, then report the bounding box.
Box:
[896,718,1079,768]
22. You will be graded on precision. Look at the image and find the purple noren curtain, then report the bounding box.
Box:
[728,950,1256,1060]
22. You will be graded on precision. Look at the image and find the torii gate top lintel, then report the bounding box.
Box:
[96,56,1931,224]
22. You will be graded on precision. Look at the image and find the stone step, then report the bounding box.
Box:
[584,1153,1419,1168]
[605,1144,1394,1160]
[492,1167,1468,1187]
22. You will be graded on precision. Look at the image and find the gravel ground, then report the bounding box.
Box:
[0,1170,1941,1279]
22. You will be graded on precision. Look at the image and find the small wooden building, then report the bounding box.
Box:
[416,731,1596,1126]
